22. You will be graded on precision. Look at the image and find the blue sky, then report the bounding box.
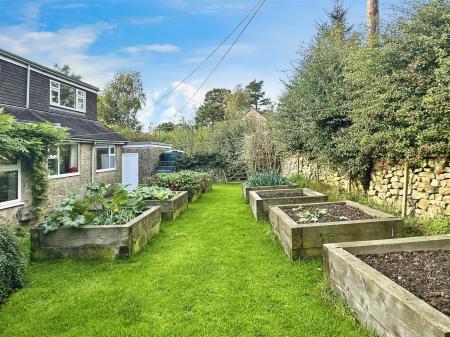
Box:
[0,0,400,127]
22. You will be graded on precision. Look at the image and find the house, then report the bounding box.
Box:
[0,49,129,225]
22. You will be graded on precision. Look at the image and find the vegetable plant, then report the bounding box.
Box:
[246,171,291,187]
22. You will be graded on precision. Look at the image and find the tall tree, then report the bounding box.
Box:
[54,64,82,81]
[245,80,271,112]
[224,85,251,119]
[195,88,231,126]
[97,71,146,131]
[367,0,380,36]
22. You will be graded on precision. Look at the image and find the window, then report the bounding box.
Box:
[48,144,80,178]
[50,80,86,112]
[97,145,116,171]
[0,156,21,208]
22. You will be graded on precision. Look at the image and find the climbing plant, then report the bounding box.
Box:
[0,109,68,208]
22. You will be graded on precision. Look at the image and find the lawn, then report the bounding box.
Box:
[0,184,374,337]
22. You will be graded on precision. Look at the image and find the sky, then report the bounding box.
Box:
[0,0,401,128]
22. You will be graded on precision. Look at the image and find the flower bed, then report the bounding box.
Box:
[145,170,212,203]
[31,206,161,260]
[30,183,163,260]
[269,201,402,259]
[323,235,450,337]
[248,188,327,221]
[144,191,188,220]
[243,171,295,202]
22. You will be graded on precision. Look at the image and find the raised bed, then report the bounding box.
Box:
[31,206,161,260]
[249,188,327,221]
[323,235,450,337]
[188,187,203,203]
[201,178,213,193]
[242,183,298,203]
[269,201,402,258]
[144,191,188,220]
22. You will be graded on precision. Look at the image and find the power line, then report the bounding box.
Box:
[71,0,267,139]
[141,0,265,115]
[175,0,266,117]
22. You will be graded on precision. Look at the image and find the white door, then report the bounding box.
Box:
[122,153,139,190]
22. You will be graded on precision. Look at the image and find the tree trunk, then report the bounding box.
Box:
[367,0,380,36]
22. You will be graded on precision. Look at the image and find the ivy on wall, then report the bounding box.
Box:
[0,109,68,208]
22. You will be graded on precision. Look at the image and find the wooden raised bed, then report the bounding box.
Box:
[269,201,402,259]
[188,187,203,203]
[242,183,297,203]
[31,206,161,260]
[201,178,213,193]
[323,235,450,337]
[249,188,327,221]
[144,191,188,220]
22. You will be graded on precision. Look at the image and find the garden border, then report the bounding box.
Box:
[323,235,450,337]
[145,191,188,220]
[269,201,402,258]
[249,188,327,221]
[30,206,161,260]
[242,183,298,203]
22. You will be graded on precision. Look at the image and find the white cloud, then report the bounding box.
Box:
[0,22,127,88]
[122,44,180,54]
[129,16,165,25]
[138,80,206,126]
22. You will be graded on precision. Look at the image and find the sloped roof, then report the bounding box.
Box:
[2,105,126,142]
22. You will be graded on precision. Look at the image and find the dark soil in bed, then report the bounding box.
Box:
[257,191,304,198]
[359,250,450,316]
[284,204,375,224]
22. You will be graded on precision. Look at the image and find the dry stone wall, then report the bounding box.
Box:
[282,155,450,217]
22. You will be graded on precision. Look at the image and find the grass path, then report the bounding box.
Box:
[0,184,373,337]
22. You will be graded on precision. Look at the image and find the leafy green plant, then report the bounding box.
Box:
[292,205,329,223]
[0,224,27,304]
[145,171,211,194]
[246,171,291,187]
[41,183,148,232]
[0,109,68,208]
[129,186,176,201]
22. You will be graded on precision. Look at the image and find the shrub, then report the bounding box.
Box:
[0,224,27,304]
[246,171,291,187]
[129,186,176,201]
[145,171,211,194]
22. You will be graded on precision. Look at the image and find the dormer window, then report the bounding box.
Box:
[50,80,86,112]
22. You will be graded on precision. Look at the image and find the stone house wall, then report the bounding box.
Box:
[122,145,170,183]
[282,155,450,217]
[1,143,123,226]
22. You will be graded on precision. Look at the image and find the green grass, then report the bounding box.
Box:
[293,176,450,236]
[0,184,375,337]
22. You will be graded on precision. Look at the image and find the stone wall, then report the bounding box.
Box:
[1,143,123,226]
[122,144,170,183]
[282,155,450,217]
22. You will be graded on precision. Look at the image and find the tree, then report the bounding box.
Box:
[154,122,175,132]
[97,71,146,131]
[274,1,361,176]
[245,80,271,112]
[54,64,82,81]
[224,85,251,119]
[195,88,231,126]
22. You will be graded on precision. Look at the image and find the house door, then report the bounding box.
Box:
[122,153,139,190]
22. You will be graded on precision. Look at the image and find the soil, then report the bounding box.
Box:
[359,250,450,316]
[258,191,304,198]
[285,204,375,224]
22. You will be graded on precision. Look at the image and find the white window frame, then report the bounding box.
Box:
[96,145,116,172]
[48,143,81,179]
[0,158,23,210]
[49,80,86,113]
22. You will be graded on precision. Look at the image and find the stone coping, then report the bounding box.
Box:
[242,183,298,202]
[269,201,402,258]
[323,235,450,337]
[31,206,161,260]
[249,188,328,221]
